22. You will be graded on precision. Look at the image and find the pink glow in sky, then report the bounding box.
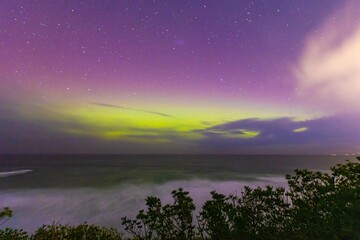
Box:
[0,0,359,154]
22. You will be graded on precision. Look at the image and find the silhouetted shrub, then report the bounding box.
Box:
[0,207,12,227]
[122,188,196,240]
[0,228,28,240]
[198,186,291,240]
[285,158,360,240]
[123,158,359,240]
[31,223,123,240]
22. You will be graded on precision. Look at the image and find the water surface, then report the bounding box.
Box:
[0,154,352,232]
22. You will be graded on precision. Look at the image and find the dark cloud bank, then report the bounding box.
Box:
[195,115,360,154]
[0,108,359,154]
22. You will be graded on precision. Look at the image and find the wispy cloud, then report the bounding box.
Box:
[89,102,176,118]
[296,1,360,112]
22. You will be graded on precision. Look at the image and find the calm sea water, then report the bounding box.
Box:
[0,154,354,232]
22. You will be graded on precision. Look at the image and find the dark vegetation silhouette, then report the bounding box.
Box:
[1,158,359,240]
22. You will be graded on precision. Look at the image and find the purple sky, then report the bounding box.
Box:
[0,0,359,154]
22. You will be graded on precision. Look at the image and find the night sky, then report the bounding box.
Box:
[0,0,359,154]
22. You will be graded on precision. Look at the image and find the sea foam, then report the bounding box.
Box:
[0,170,33,178]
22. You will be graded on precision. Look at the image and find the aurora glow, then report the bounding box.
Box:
[0,0,359,154]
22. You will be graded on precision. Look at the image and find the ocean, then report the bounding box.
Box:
[0,154,353,232]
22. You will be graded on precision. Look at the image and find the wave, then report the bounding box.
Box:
[0,169,33,178]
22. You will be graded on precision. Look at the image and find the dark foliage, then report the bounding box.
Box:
[0,207,12,227]
[198,186,291,240]
[0,223,123,240]
[123,158,360,240]
[121,188,196,240]
[285,158,360,240]
[31,223,123,240]
[0,228,28,240]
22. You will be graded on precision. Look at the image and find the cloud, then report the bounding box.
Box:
[0,116,192,154]
[89,102,176,118]
[196,114,360,153]
[0,103,194,154]
[1,102,359,154]
[296,1,360,112]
